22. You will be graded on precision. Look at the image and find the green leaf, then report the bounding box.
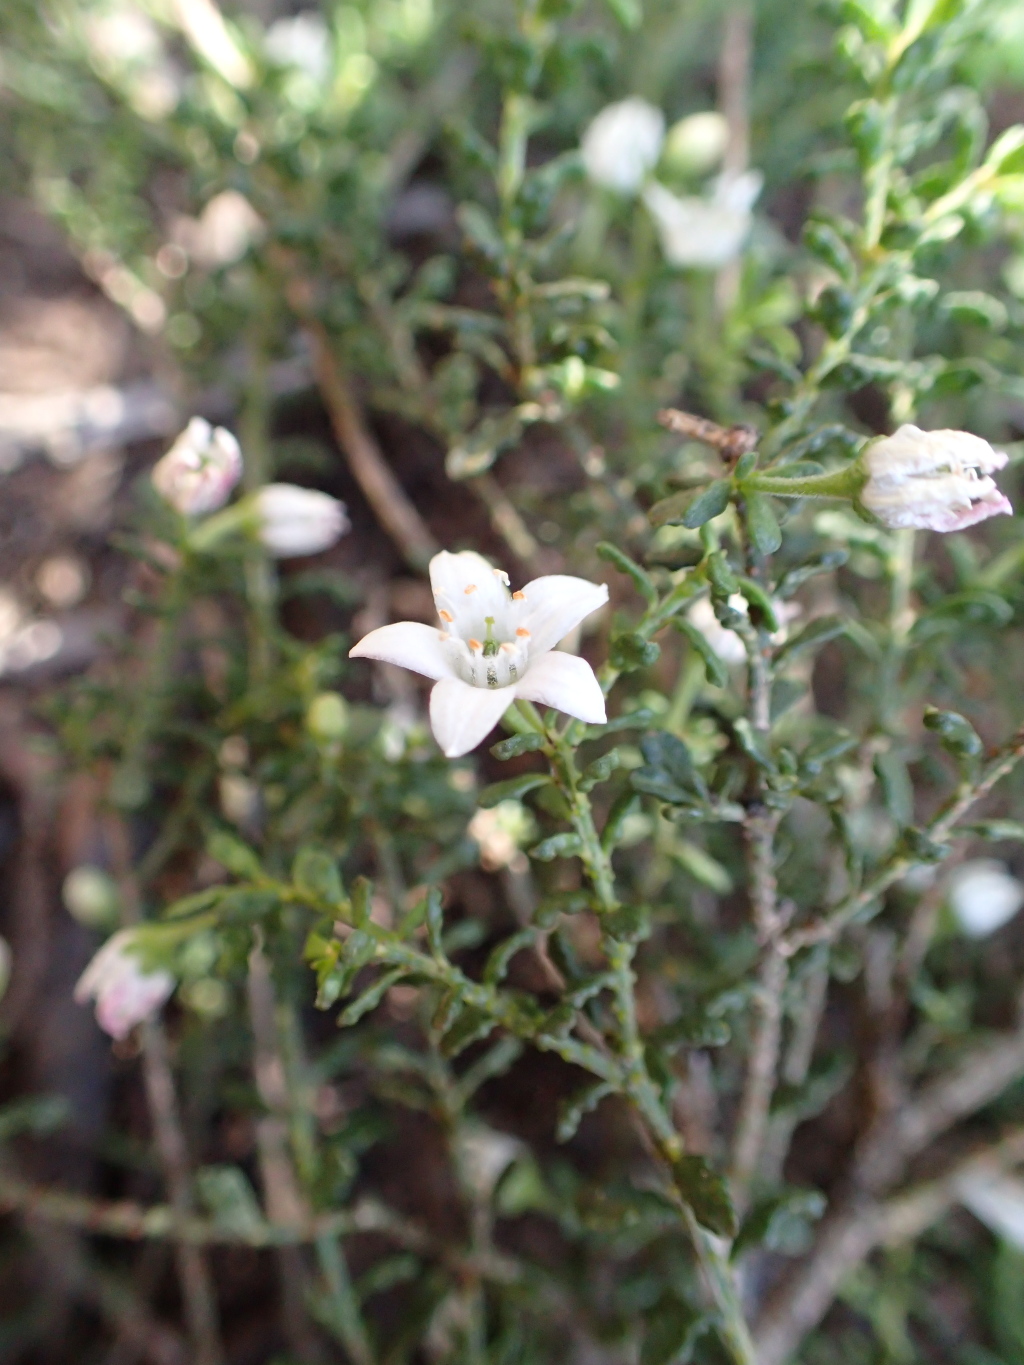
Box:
[195,1165,265,1238]
[338,968,407,1027]
[736,576,779,632]
[425,887,445,957]
[733,718,775,773]
[292,846,345,908]
[456,202,505,263]
[440,1007,496,1058]
[673,618,729,688]
[588,706,658,735]
[483,929,536,985]
[733,1188,826,1258]
[596,542,657,606]
[774,615,847,663]
[207,830,262,881]
[875,749,913,826]
[641,1298,707,1365]
[632,732,709,805]
[350,876,373,928]
[530,832,584,862]
[803,219,856,281]
[744,493,782,555]
[603,0,642,28]
[477,773,550,807]
[490,732,547,761]
[609,632,661,672]
[922,705,983,759]
[671,1154,737,1237]
[557,1080,616,1142]
[601,790,641,851]
[681,479,732,529]
[578,749,621,793]
[648,489,699,528]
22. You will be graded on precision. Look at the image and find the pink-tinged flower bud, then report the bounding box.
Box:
[74,929,175,1040]
[254,484,349,558]
[581,98,665,195]
[152,418,243,515]
[859,425,1013,532]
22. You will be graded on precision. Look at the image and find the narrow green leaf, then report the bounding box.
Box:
[207,830,263,881]
[338,968,407,1027]
[681,479,732,529]
[483,929,536,985]
[490,732,547,761]
[530,832,584,862]
[597,542,657,606]
[477,774,550,808]
[671,1154,737,1237]
[744,493,782,556]
[673,617,729,688]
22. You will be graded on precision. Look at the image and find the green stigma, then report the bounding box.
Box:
[482,616,500,657]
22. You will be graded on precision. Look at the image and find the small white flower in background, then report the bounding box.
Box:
[687,596,749,667]
[946,859,1024,938]
[350,550,608,758]
[456,1124,523,1199]
[185,191,264,269]
[581,98,665,195]
[74,930,175,1040]
[642,170,763,269]
[468,800,536,873]
[687,593,797,667]
[255,484,349,558]
[958,1170,1024,1249]
[859,425,1013,532]
[264,12,331,82]
[151,418,243,516]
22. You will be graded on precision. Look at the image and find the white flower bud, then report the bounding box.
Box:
[254,484,349,558]
[152,418,242,515]
[662,111,729,176]
[63,865,121,930]
[946,859,1024,938]
[859,425,1012,532]
[74,929,175,1040]
[581,98,665,195]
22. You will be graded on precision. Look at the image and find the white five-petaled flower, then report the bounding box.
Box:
[859,425,1013,532]
[74,929,175,1040]
[581,98,665,195]
[152,418,243,516]
[349,550,609,758]
[255,484,349,558]
[946,859,1024,938]
[642,170,763,269]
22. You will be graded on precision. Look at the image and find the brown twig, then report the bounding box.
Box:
[246,940,326,1363]
[107,815,223,1365]
[730,810,788,1206]
[658,408,758,462]
[753,1127,1024,1365]
[139,1023,223,1365]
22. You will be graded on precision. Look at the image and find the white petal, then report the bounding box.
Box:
[515,651,606,725]
[518,575,609,655]
[429,550,511,632]
[581,98,665,195]
[349,622,456,682]
[429,677,517,757]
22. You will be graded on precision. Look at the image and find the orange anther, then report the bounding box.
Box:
[439,609,454,623]
[512,590,526,600]
[515,627,530,638]
[468,638,482,651]
[464,584,478,594]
